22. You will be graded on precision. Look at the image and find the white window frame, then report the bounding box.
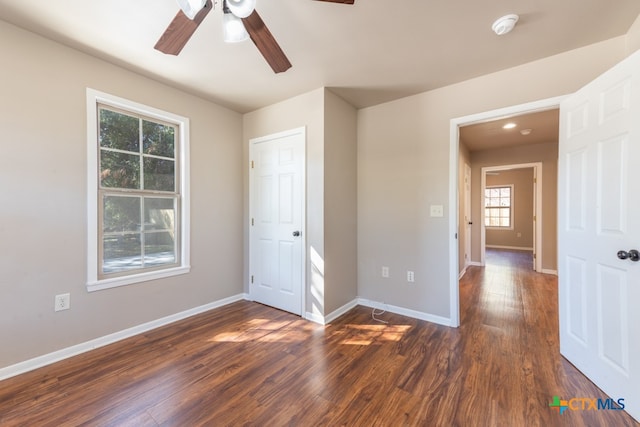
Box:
[86,88,190,292]
[484,184,514,230]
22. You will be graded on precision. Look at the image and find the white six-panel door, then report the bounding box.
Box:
[559,50,640,421]
[249,128,305,316]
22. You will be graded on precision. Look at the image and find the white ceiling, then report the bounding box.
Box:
[460,109,560,152]
[1,0,639,114]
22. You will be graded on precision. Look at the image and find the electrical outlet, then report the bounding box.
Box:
[407,271,415,283]
[55,293,70,312]
[382,266,389,278]
[430,205,444,217]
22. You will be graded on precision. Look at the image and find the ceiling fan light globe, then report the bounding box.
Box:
[176,0,207,19]
[223,12,250,43]
[226,0,256,18]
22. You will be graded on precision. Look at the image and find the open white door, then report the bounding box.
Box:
[559,50,640,421]
[249,128,305,316]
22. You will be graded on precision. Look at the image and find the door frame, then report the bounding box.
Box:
[448,96,565,327]
[249,126,307,317]
[480,163,542,272]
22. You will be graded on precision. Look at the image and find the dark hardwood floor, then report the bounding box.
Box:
[1,249,637,426]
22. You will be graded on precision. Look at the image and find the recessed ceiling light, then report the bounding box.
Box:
[520,129,532,135]
[492,14,519,36]
[503,123,517,129]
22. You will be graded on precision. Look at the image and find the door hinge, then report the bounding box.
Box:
[533,253,536,259]
[251,160,254,169]
[251,218,254,226]
[534,178,537,184]
[251,275,254,284]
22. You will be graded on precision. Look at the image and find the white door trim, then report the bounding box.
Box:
[249,126,307,317]
[480,163,542,272]
[449,95,566,327]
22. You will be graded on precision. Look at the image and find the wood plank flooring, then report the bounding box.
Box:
[1,249,637,426]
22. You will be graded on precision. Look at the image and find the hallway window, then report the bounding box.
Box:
[485,185,512,228]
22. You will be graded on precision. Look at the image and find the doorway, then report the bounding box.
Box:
[249,127,306,316]
[480,163,542,272]
[448,96,565,327]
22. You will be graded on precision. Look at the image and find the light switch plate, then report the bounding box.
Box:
[430,205,444,217]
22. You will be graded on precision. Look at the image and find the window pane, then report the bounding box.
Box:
[143,120,175,158]
[144,231,176,267]
[144,198,175,231]
[501,187,511,197]
[500,208,510,218]
[103,196,141,233]
[101,150,140,189]
[500,198,510,207]
[144,158,175,191]
[489,218,499,226]
[490,188,499,198]
[99,109,139,152]
[103,234,142,273]
[499,217,510,227]
[490,198,499,207]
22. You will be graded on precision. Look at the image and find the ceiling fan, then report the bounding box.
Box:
[155,0,355,74]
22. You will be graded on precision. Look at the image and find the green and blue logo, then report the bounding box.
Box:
[549,396,569,414]
[549,395,625,414]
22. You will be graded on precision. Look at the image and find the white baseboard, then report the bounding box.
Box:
[458,267,467,279]
[306,299,359,325]
[324,299,359,324]
[486,245,534,251]
[306,297,451,327]
[0,293,246,381]
[468,261,484,267]
[541,269,558,275]
[304,311,325,325]
[357,298,452,327]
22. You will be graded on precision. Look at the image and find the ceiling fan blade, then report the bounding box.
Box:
[154,0,213,55]
[313,0,355,4]
[242,11,292,74]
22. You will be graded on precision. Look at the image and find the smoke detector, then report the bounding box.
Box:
[492,14,519,36]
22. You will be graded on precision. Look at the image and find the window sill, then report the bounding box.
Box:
[87,266,191,292]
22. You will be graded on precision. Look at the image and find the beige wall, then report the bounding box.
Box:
[358,37,626,319]
[324,91,358,314]
[485,169,534,249]
[471,143,558,271]
[627,14,640,54]
[242,88,358,318]
[0,21,244,368]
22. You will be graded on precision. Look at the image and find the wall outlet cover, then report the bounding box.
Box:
[430,205,444,217]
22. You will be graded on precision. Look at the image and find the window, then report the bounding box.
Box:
[484,185,512,228]
[87,89,190,291]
